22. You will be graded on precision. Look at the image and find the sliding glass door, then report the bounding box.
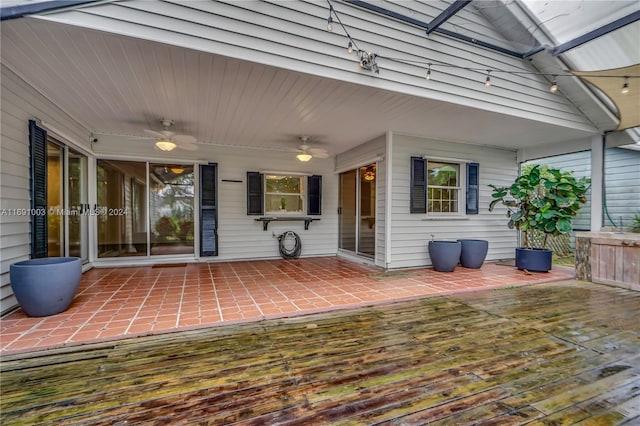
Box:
[149,163,194,255]
[47,142,64,257]
[97,160,194,258]
[45,141,89,261]
[68,149,89,260]
[339,163,376,258]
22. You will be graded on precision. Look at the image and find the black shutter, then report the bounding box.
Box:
[200,164,218,256]
[307,175,322,215]
[466,162,479,215]
[29,120,48,258]
[410,156,426,213]
[246,172,263,215]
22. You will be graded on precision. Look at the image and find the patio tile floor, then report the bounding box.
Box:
[0,257,574,355]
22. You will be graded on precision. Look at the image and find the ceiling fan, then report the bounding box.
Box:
[144,119,197,152]
[296,136,329,162]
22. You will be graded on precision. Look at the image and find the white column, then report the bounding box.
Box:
[385,131,393,269]
[590,134,604,232]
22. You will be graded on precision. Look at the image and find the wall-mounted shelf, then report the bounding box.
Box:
[255,216,320,231]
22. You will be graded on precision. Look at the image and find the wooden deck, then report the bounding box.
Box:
[1,280,639,425]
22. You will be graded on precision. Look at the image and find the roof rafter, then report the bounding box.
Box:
[343,0,526,58]
[552,10,640,55]
[0,0,97,21]
[425,0,472,34]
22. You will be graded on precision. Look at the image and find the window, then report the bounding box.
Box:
[427,161,461,213]
[247,173,322,216]
[410,157,479,215]
[265,175,305,214]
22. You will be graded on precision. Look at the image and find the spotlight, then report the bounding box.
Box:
[621,76,630,94]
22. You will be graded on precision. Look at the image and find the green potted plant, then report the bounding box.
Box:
[489,165,589,272]
[631,213,640,233]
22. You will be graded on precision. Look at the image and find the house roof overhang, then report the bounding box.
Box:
[3,0,632,157]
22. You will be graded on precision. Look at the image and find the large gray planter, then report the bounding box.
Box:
[9,257,82,317]
[458,239,489,269]
[515,248,552,272]
[428,240,461,272]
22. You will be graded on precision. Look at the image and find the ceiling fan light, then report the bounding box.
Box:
[155,140,176,151]
[296,152,312,162]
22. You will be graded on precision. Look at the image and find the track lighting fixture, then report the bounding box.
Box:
[550,76,558,93]
[621,76,630,94]
[359,51,378,74]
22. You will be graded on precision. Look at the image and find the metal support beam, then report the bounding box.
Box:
[435,28,524,58]
[426,0,472,34]
[552,10,640,55]
[1,0,97,21]
[344,0,430,28]
[343,0,525,58]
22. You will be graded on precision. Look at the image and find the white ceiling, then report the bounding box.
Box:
[1,15,599,156]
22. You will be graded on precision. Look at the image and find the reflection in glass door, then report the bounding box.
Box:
[47,142,64,257]
[339,170,357,252]
[339,164,376,258]
[359,164,376,257]
[68,149,88,261]
[97,160,146,257]
[45,141,89,261]
[97,160,194,258]
[149,164,194,255]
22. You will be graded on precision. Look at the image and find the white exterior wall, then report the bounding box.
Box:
[0,65,91,314]
[91,136,338,262]
[604,147,640,230]
[37,0,593,132]
[335,134,386,267]
[528,151,592,232]
[527,147,640,232]
[389,133,518,269]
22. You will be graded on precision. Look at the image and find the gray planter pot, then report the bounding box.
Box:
[9,257,82,317]
[428,240,461,272]
[515,248,552,272]
[458,239,489,269]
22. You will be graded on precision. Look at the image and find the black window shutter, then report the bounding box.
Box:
[307,175,322,215]
[29,120,48,258]
[466,162,479,215]
[200,164,218,256]
[410,156,426,213]
[246,172,264,215]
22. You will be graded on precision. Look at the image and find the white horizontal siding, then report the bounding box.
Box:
[0,65,91,314]
[604,147,640,230]
[528,147,640,232]
[528,150,592,232]
[388,133,518,269]
[34,0,594,131]
[335,134,386,267]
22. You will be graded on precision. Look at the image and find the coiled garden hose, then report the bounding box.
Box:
[278,231,302,259]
